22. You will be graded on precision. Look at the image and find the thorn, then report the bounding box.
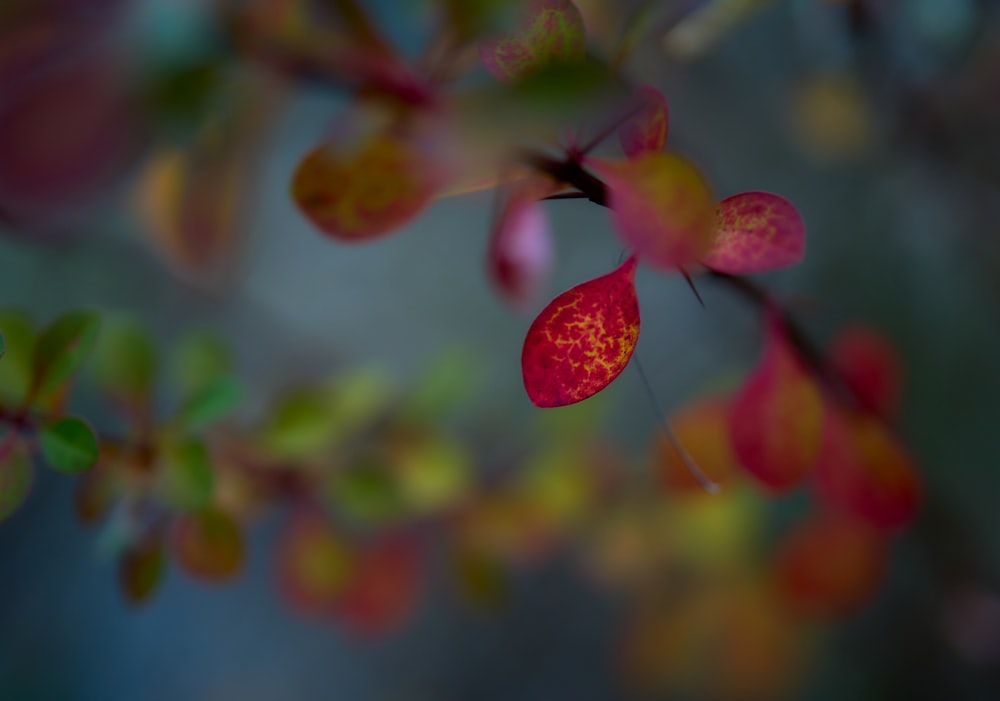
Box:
[542,191,589,201]
[681,269,705,308]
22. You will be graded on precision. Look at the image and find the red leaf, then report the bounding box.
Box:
[775,511,888,618]
[587,154,715,270]
[334,533,423,637]
[702,192,805,274]
[479,0,587,83]
[814,405,920,531]
[487,176,558,306]
[291,130,444,242]
[618,85,669,159]
[522,256,640,407]
[829,324,902,418]
[729,314,824,491]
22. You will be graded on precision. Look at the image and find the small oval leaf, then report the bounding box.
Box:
[829,324,902,419]
[276,508,355,616]
[522,256,640,407]
[618,85,669,159]
[172,508,244,581]
[176,375,243,432]
[728,314,824,491]
[702,191,806,274]
[587,154,715,270]
[487,176,557,306]
[814,406,920,531]
[0,435,32,522]
[479,0,587,83]
[32,310,100,401]
[39,416,99,474]
[292,132,442,242]
[118,533,166,606]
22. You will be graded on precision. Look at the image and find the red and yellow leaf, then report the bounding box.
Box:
[291,131,442,242]
[479,0,587,83]
[618,84,669,159]
[522,256,640,407]
[814,405,920,531]
[829,324,902,418]
[702,192,805,274]
[587,154,715,270]
[728,314,823,491]
[487,175,558,306]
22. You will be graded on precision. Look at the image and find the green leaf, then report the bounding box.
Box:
[0,310,37,408]
[39,416,99,474]
[157,437,214,511]
[0,330,5,358]
[402,348,482,420]
[118,534,166,606]
[171,331,231,398]
[32,310,101,401]
[89,315,157,403]
[176,376,242,432]
[330,459,404,527]
[262,388,341,460]
[0,435,32,522]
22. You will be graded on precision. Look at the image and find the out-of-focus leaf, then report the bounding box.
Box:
[618,84,669,158]
[401,347,482,420]
[0,309,36,407]
[276,508,354,616]
[495,58,618,124]
[263,388,339,460]
[517,444,599,528]
[31,310,100,401]
[172,508,244,581]
[170,331,231,399]
[175,376,243,432]
[118,533,166,606]
[790,72,872,164]
[38,416,99,474]
[587,154,715,270]
[334,533,423,637]
[0,434,32,522]
[157,437,214,511]
[479,0,587,82]
[74,461,118,525]
[450,545,508,611]
[654,395,736,492]
[0,52,139,223]
[728,314,823,491]
[829,324,902,418]
[814,405,920,531]
[292,130,444,242]
[522,256,639,407]
[702,192,805,274]
[487,175,557,306]
[89,315,156,405]
[329,458,404,526]
[775,511,888,618]
[389,428,472,514]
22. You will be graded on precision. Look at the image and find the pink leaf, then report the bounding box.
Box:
[487,176,558,306]
[618,85,669,159]
[702,192,805,274]
[479,0,587,83]
[587,154,715,270]
[729,313,824,492]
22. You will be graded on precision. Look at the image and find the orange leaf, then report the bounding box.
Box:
[728,314,823,491]
[654,395,736,493]
[587,154,714,270]
[521,256,640,407]
[172,508,245,581]
[291,131,443,241]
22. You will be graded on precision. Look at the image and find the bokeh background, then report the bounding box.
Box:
[2,0,1000,699]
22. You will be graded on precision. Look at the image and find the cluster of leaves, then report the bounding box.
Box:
[0,0,931,697]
